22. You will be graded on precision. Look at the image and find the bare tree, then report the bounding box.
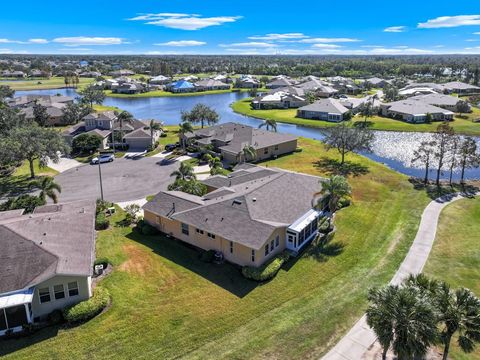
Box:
[433,123,455,186]
[447,135,460,186]
[324,123,375,164]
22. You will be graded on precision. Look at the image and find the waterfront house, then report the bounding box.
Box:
[381,99,454,123]
[143,164,323,267]
[297,98,350,122]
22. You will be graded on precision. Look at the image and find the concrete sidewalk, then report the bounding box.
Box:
[47,156,83,173]
[322,192,477,360]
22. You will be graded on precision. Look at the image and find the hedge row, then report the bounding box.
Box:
[63,287,110,324]
[242,251,290,282]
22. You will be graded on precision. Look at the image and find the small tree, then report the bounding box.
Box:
[447,135,460,185]
[171,162,195,181]
[425,112,433,124]
[124,204,141,225]
[434,123,455,186]
[458,137,480,184]
[258,119,277,132]
[323,123,375,164]
[36,176,62,203]
[79,84,106,109]
[72,133,103,154]
[181,103,219,128]
[412,140,437,184]
[241,144,256,163]
[178,121,194,149]
[248,88,258,98]
[147,119,163,150]
[456,100,471,117]
[33,101,50,126]
[62,102,91,125]
[317,175,351,212]
[0,85,15,100]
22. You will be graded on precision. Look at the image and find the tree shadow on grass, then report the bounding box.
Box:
[126,231,258,298]
[0,325,59,357]
[0,175,38,199]
[304,235,345,263]
[314,157,369,177]
[408,178,479,201]
[353,120,374,128]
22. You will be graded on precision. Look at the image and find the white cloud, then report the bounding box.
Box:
[248,33,308,41]
[220,42,277,48]
[299,37,361,43]
[418,15,480,29]
[0,39,24,44]
[384,26,406,33]
[129,13,241,30]
[0,48,13,53]
[311,43,342,49]
[154,40,206,47]
[28,38,48,44]
[369,47,432,54]
[433,45,445,48]
[361,45,383,48]
[52,37,126,46]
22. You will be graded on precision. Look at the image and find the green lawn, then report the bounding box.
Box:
[104,88,267,99]
[3,77,96,91]
[231,98,480,136]
[424,197,480,360]
[1,137,433,359]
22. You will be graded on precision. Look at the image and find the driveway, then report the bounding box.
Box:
[55,157,179,203]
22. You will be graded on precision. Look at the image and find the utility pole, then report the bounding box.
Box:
[98,160,104,201]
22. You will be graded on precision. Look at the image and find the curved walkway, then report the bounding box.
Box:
[322,191,478,360]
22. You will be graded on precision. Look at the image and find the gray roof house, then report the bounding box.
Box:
[0,200,96,335]
[143,164,324,267]
[252,90,307,109]
[442,81,480,94]
[266,77,293,89]
[409,93,466,112]
[297,98,350,122]
[8,95,74,126]
[195,78,231,91]
[366,77,388,88]
[183,123,298,163]
[298,79,338,97]
[381,99,454,123]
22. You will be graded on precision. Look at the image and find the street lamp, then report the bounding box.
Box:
[98,160,104,201]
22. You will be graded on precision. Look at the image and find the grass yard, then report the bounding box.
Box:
[424,197,480,360]
[104,88,267,99]
[231,98,480,136]
[3,77,96,91]
[1,137,432,359]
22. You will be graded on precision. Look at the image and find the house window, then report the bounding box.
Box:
[230,241,234,254]
[207,232,216,239]
[181,223,189,235]
[196,228,204,234]
[270,240,274,251]
[275,235,280,247]
[265,244,269,256]
[39,287,51,303]
[274,145,279,151]
[68,282,79,297]
[54,284,65,300]
[251,249,255,262]
[264,148,269,155]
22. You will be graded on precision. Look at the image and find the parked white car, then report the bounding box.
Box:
[90,154,114,164]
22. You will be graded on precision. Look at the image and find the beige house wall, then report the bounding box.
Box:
[31,274,92,319]
[220,139,297,164]
[144,210,287,267]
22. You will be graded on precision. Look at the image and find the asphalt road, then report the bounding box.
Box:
[55,157,179,203]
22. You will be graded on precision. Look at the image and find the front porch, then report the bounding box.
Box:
[0,289,34,336]
[286,209,322,254]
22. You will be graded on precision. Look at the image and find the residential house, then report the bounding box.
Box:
[110,69,135,77]
[2,70,26,78]
[409,93,467,112]
[0,200,96,335]
[29,69,51,78]
[79,71,101,78]
[195,78,231,91]
[266,77,293,89]
[8,95,74,126]
[381,99,454,123]
[326,76,361,95]
[182,122,298,163]
[143,164,323,268]
[235,76,261,89]
[165,79,197,93]
[297,98,350,122]
[149,75,171,85]
[298,78,338,98]
[442,81,480,95]
[252,90,307,109]
[365,77,388,88]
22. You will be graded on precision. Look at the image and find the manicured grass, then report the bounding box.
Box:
[1,137,433,359]
[104,88,267,99]
[232,98,480,136]
[424,197,480,360]
[13,159,58,177]
[3,77,96,91]
[92,104,121,112]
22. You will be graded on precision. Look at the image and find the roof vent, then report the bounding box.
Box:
[43,233,46,236]
[252,198,257,202]
[233,199,242,205]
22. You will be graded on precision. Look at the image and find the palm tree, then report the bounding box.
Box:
[148,119,163,149]
[317,175,351,212]
[116,111,134,147]
[171,162,196,181]
[258,119,278,132]
[366,286,398,360]
[436,284,480,360]
[241,144,257,163]
[178,121,194,149]
[36,176,62,203]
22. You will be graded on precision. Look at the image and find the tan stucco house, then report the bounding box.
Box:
[181,123,298,163]
[0,200,96,335]
[143,164,323,268]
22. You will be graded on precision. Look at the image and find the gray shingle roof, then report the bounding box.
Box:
[298,98,349,114]
[0,200,96,294]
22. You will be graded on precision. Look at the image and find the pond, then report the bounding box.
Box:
[15,89,480,180]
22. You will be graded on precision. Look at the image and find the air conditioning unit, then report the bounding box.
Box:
[94,264,104,276]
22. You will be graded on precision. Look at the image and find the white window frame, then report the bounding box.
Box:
[53,284,65,300]
[68,281,79,297]
[38,287,51,304]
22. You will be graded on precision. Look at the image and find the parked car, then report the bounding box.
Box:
[165,143,179,152]
[90,154,114,164]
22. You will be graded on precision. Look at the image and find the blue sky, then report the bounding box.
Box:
[2,0,480,55]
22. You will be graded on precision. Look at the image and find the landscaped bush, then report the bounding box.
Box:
[47,309,64,325]
[338,197,351,209]
[95,213,109,230]
[294,147,303,153]
[200,249,216,263]
[160,132,167,138]
[63,287,110,324]
[242,251,290,282]
[95,199,113,214]
[318,217,332,233]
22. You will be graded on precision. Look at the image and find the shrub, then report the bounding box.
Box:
[338,197,351,209]
[72,133,103,154]
[160,132,167,138]
[47,309,64,325]
[95,213,109,230]
[242,251,290,281]
[63,287,110,324]
[0,194,45,214]
[294,147,303,153]
[94,257,110,269]
[96,199,113,214]
[318,217,332,233]
[200,249,216,263]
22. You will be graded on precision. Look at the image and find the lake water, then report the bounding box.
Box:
[15,88,480,180]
